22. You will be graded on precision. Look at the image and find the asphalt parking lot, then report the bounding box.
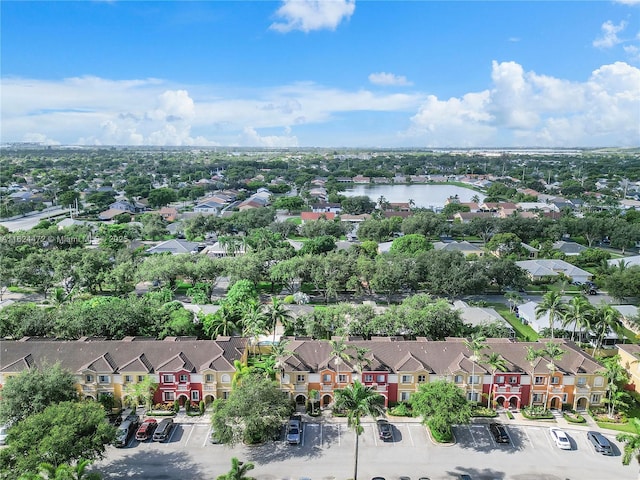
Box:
[95,418,636,480]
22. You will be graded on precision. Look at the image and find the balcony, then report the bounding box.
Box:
[495,385,521,394]
[575,384,590,393]
[82,384,97,392]
[176,384,189,392]
[203,384,217,391]
[550,386,565,394]
[372,383,387,392]
[294,384,307,392]
[322,385,333,392]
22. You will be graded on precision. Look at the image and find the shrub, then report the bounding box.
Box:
[199,400,205,415]
[173,401,180,413]
[471,406,498,418]
[388,402,413,417]
[505,410,514,420]
[563,411,586,424]
[185,400,191,413]
[521,406,554,420]
[427,419,453,443]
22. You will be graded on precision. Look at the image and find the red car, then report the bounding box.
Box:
[135,418,157,441]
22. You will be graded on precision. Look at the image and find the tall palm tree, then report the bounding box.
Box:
[241,303,268,356]
[350,346,372,375]
[463,334,487,405]
[216,457,255,480]
[591,304,624,358]
[483,352,508,409]
[601,355,631,419]
[206,303,240,339]
[535,291,567,339]
[265,296,294,344]
[562,295,594,342]
[525,345,541,408]
[270,339,294,385]
[231,360,252,390]
[535,342,565,409]
[329,337,352,385]
[616,417,640,479]
[333,381,386,480]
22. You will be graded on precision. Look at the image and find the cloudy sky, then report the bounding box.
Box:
[1,0,639,148]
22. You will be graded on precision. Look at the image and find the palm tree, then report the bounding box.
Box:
[216,457,255,480]
[205,303,240,339]
[329,337,352,386]
[333,381,386,480]
[535,291,567,339]
[231,360,252,390]
[463,334,487,405]
[601,355,631,419]
[504,291,523,313]
[562,295,594,342]
[241,303,268,356]
[591,304,624,358]
[265,296,293,344]
[123,375,158,412]
[536,342,565,409]
[616,417,640,478]
[270,339,294,385]
[483,352,508,409]
[525,345,541,408]
[350,346,371,374]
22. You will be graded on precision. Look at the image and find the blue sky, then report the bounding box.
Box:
[2,1,639,148]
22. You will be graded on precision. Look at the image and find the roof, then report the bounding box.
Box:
[146,239,200,255]
[433,240,483,253]
[552,241,587,255]
[515,259,592,279]
[0,337,246,375]
[300,212,336,221]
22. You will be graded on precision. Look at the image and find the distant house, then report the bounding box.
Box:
[158,207,178,222]
[98,208,130,221]
[194,201,224,215]
[453,212,494,223]
[146,239,201,255]
[552,241,587,256]
[311,203,342,214]
[300,212,336,223]
[608,255,640,268]
[453,300,515,337]
[515,259,592,284]
[109,200,145,214]
[203,241,246,258]
[432,240,484,257]
[352,175,370,184]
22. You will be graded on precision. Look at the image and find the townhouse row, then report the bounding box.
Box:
[0,336,607,412]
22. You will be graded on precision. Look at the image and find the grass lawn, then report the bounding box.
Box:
[490,303,539,341]
[596,420,638,433]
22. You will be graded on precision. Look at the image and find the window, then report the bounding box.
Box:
[577,377,587,386]
[191,391,200,401]
[223,391,230,400]
[137,375,144,382]
[400,392,411,401]
[468,375,480,385]
[163,391,175,401]
[417,375,426,383]
[594,376,604,387]
[124,375,132,383]
[322,374,332,383]
[205,374,214,383]
[296,375,305,383]
[179,374,188,383]
[338,374,348,383]
[85,375,94,383]
[467,392,479,402]
[533,393,544,403]
[163,374,175,383]
[496,375,505,384]
[591,394,602,403]
[534,376,545,385]
[401,375,412,384]
[364,374,373,382]
[221,374,231,383]
[562,394,568,402]
[509,376,518,384]
[454,375,463,384]
[551,377,560,385]
[98,375,110,384]
[376,375,385,383]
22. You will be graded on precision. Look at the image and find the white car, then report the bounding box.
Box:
[0,424,8,445]
[550,427,571,450]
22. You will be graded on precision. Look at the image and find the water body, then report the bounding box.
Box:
[342,184,484,209]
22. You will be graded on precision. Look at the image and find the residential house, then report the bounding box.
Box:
[515,259,592,284]
[109,200,145,214]
[0,337,247,407]
[158,207,178,222]
[617,344,640,394]
[311,202,342,214]
[432,240,485,257]
[194,200,225,215]
[146,239,201,255]
[552,241,587,256]
[300,212,336,223]
[453,300,515,337]
[352,175,370,184]
[453,212,494,223]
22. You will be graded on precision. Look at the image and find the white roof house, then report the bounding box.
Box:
[515,259,592,284]
[453,300,515,337]
[433,241,485,257]
[608,255,640,268]
[146,239,201,255]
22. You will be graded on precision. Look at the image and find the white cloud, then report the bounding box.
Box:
[270,0,355,33]
[405,60,640,148]
[368,72,413,86]
[614,0,640,5]
[593,20,627,48]
[239,127,299,147]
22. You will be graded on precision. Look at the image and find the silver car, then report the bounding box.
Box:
[286,415,302,445]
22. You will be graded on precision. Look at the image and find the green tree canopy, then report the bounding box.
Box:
[0,364,78,424]
[410,380,471,441]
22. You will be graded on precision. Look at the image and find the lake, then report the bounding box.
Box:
[342,183,484,209]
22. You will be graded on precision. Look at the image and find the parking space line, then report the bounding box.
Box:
[522,426,535,449]
[185,424,196,446]
[467,426,478,447]
[202,426,211,447]
[301,422,305,447]
[338,423,341,446]
[405,423,414,446]
[319,423,323,447]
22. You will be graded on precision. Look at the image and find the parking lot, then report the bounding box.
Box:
[96,418,637,480]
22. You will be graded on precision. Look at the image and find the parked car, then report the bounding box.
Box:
[113,419,137,447]
[152,418,175,442]
[588,288,598,295]
[549,427,571,450]
[587,431,613,455]
[210,426,221,444]
[135,418,157,441]
[287,414,302,445]
[376,419,393,441]
[489,423,510,444]
[0,424,8,445]
[458,476,473,480]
